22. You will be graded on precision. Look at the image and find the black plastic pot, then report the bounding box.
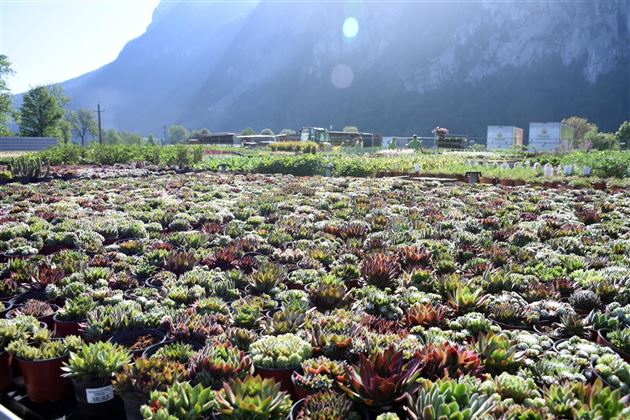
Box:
[72,376,125,419]
[0,301,13,318]
[109,329,166,358]
[10,290,50,305]
[120,392,147,420]
[0,351,11,392]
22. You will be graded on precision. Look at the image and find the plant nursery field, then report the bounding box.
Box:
[1,172,630,419]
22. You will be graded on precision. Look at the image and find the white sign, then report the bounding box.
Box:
[86,385,114,404]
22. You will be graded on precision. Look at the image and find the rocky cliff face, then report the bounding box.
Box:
[61,0,629,138]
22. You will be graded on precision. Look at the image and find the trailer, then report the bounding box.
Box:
[528,122,573,152]
[0,137,58,152]
[486,126,524,150]
[186,133,237,146]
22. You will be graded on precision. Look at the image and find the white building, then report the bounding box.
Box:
[528,122,574,152]
[486,126,523,150]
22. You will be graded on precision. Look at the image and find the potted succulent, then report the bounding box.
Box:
[307,275,350,311]
[113,357,188,420]
[247,261,286,295]
[338,347,421,417]
[534,313,592,342]
[0,316,45,392]
[405,379,498,420]
[215,375,292,419]
[291,356,347,399]
[250,333,312,396]
[591,353,630,394]
[62,341,131,418]
[598,327,630,362]
[54,295,96,337]
[188,341,253,389]
[7,298,58,329]
[109,328,166,358]
[6,334,83,402]
[290,390,365,420]
[142,341,201,362]
[140,381,217,420]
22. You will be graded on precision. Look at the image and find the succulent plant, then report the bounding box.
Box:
[397,245,432,270]
[296,390,360,420]
[247,261,286,294]
[29,265,64,289]
[360,253,400,289]
[338,347,421,410]
[220,327,258,352]
[151,342,197,363]
[188,342,253,389]
[62,341,131,380]
[161,311,224,344]
[11,299,56,318]
[569,289,602,311]
[141,381,216,420]
[56,295,96,321]
[7,335,82,360]
[215,375,292,419]
[165,251,199,275]
[292,356,347,393]
[494,372,540,404]
[405,379,498,420]
[250,333,312,369]
[404,303,448,327]
[447,286,484,314]
[607,327,630,354]
[474,332,521,375]
[308,275,349,311]
[414,342,483,381]
[204,247,239,271]
[261,308,308,335]
[113,357,188,396]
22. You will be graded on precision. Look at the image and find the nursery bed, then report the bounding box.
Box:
[0,172,629,419]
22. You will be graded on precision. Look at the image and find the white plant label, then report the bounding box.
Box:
[86,385,114,404]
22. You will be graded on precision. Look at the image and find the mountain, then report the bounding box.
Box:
[58,0,629,139]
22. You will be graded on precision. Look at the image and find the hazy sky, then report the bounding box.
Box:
[1,0,159,93]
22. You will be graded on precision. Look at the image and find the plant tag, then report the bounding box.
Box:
[85,385,114,404]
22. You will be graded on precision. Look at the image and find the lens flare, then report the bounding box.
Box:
[331,64,354,89]
[343,17,359,38]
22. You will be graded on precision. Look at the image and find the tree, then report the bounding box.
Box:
[241,127,256,136]
[147,134,156,145]
[18,85,65,138]
[68,109,97,146]
[562,116,597,150]
[260,128,274,135]
[615,121,630,148]
[119,131,143,145]
[191,128,211,138]
[280,128,296,135]
[168,125,189,144]
[105,129,121,145]
[584,129,619,151]
[343,126,359,133]
[0,55,15,136]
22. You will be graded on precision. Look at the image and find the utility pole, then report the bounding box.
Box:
[163,125,167,146]
[94,104,104,145]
